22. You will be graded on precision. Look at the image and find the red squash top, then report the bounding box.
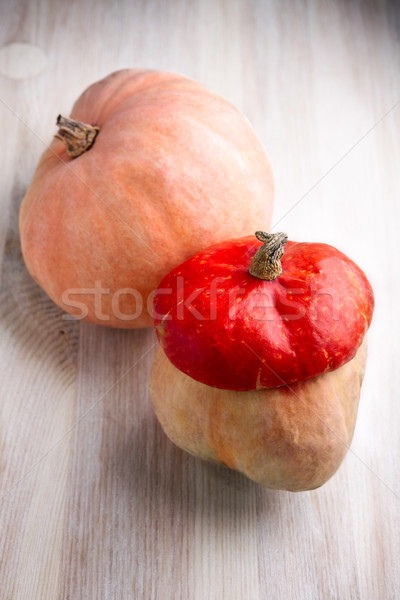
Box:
[153,232,374,391]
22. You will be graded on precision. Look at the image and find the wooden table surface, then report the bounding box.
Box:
[0,1,399,598]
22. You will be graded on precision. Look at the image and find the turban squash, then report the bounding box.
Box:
[150,232,374,491]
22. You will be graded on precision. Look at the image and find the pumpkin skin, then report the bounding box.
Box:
[150,340,367,492]
[19,69,274,328]
[154,234,374,390]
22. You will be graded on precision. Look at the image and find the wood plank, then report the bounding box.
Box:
[0,0,399,598]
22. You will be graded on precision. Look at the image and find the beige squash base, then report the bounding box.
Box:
[150,340,367,491]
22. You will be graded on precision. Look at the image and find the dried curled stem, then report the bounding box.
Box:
[55,115,99,158]
[249,231,288,281]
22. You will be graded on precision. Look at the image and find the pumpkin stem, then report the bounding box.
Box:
[55,115,99,158]
[249,231,288,281]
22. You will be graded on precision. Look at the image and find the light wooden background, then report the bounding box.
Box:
[0,1,399,598]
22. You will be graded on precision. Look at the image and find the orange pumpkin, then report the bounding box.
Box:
[19,69,274,328]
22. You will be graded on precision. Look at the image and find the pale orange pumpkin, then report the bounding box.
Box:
[19,69,274,328]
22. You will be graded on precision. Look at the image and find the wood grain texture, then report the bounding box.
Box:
[0,0,399,598]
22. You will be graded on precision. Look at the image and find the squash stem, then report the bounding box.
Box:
[249,231,288,281]
[55,115,99,158]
